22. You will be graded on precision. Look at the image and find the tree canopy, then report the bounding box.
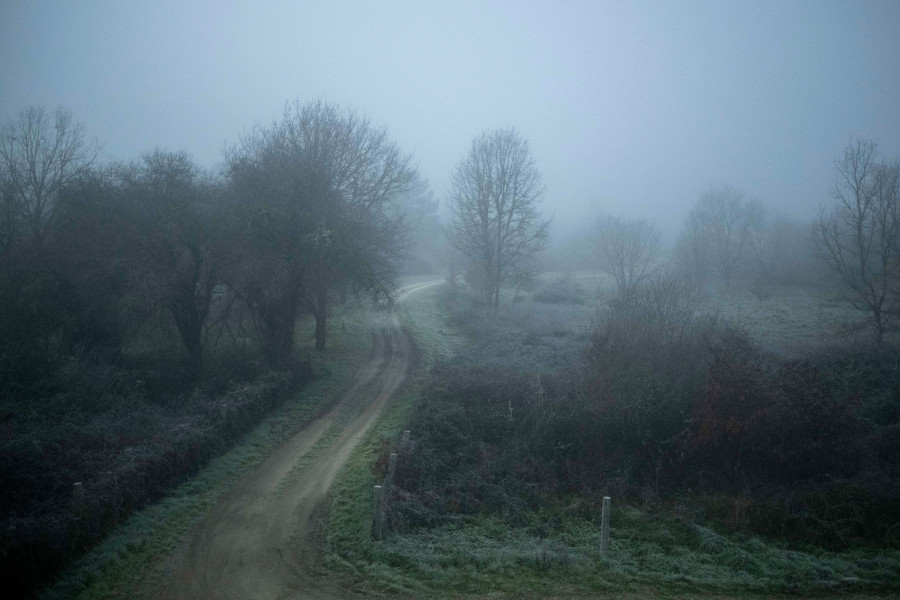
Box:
[226,99,415,355]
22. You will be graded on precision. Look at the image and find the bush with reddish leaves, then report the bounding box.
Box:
[681,336,868,489]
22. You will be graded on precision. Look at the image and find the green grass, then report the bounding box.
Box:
[701,282,879,356]
[41,300,379,600]
[334,507,900,597]
[395,282,463,368]
[326,505,900,598]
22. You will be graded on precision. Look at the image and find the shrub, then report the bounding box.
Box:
[583,277,715,468]
[681,338,868,488]
[390,365,582,528]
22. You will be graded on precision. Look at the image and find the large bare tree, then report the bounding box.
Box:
[590,213,662,297]
[0,106,99,248]
[448,128,550,309]
[226,99,414,356]
[815,139,900,344]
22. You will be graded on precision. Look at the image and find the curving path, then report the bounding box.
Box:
[154,280,442,599]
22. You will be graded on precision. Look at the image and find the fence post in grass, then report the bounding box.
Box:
[385,452,397,494]
[372,485,385,541]
[72,482,84,505]
[401,430,410,447]
[600,496,611,556]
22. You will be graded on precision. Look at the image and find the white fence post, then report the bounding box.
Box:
[72,481,85,504]
[600,496,611,556]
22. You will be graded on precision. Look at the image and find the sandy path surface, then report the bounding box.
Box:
[154,280,442,600]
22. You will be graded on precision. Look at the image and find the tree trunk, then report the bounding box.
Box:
[874,307,884,346]
[186,340,203,377]
[260,294,298,368]
[171,300,204,377]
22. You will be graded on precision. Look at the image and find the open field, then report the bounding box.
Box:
[529,271,883,356]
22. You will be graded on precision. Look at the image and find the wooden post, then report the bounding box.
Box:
[600,496,611,556]
[385,452,397,494]
[372,485,384,541]
[72,482,85,504]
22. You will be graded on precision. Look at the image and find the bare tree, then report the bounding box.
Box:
[815,139,900,344]
[589,213,662,296]
[448,128,550,309]
[682,185,761,286]
[0,106,99,247]
[227,99,414,354]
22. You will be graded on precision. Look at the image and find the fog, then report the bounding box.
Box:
[7,3,900,596]
[4,0,899,241]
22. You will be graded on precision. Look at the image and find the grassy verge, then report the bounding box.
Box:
[41,300,378,600]
[396,282,462,369]
[322,282,465,592]
[325,506,899,598]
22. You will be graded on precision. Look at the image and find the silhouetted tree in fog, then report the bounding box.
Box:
[815,138,900,344]
[448,128,549,309]
[0,108,107,395]
[590,213,661,297]
[0,106,99,249]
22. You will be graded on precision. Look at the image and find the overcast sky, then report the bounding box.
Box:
[3,0,899,238]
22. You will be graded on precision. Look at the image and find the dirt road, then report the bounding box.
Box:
[154,280,442,600]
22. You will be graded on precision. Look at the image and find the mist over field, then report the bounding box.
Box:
[2,1,900,598]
